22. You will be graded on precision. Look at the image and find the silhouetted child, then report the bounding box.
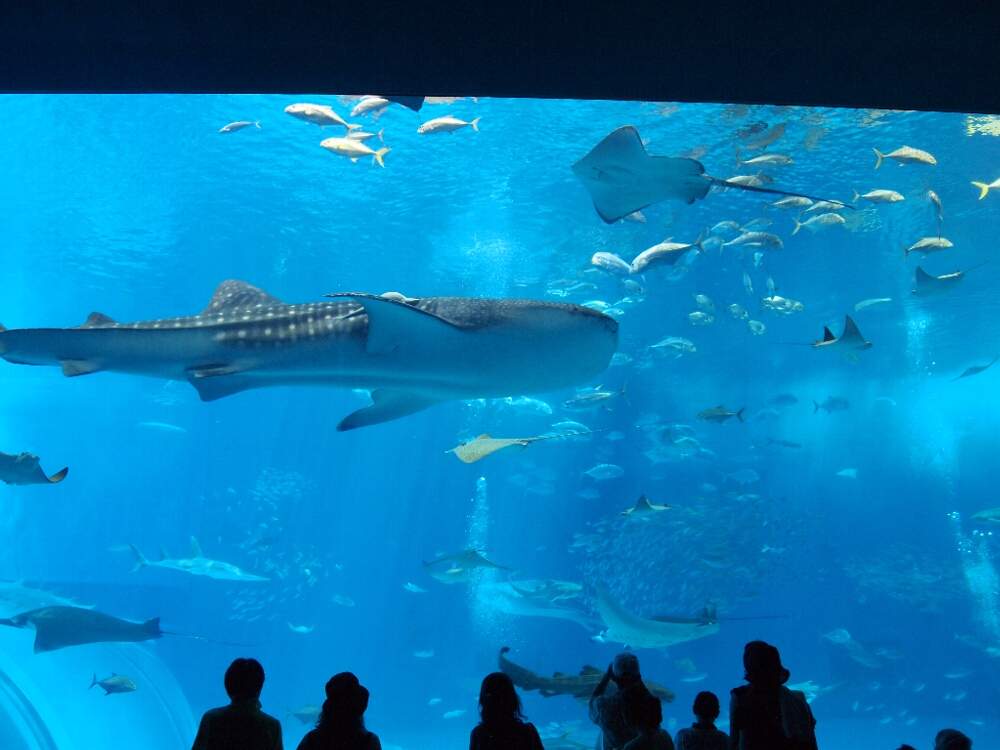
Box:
[621,683,674,750]
[935,729,972,750]
[674,692,728,750]
[296,672,380,750]
[469,672,544,750]
[192,658,282,750]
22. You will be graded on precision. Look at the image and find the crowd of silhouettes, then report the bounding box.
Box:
[192,646,975,750]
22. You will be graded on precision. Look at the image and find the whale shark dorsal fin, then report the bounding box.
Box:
[324,293,466,355]
[157,546,169,561]
[200,280,286,316]
[840,316,867,346]
[337,389,440,431]
[823,327,836,342]
[189,537,204,559]
[581,665,603,676]
[81,312,118,327]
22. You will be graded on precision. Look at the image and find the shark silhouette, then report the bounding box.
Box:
[0,281,618,431]
[0,451,67,486]
[129,537,268,581]
[498,647,675,704]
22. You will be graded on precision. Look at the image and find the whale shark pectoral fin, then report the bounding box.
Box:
[186,372,254,402]
[326,293,463,355]
[60,359,102,377]
[337,389,440,431]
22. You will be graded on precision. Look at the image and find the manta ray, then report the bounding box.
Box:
[620,494,671,518]
[572,126,850,224]
[0,281,618,431]
[498,647,675,704]
[594,584,720,649]
[0,606,164,653]
[0,451,68,486]
[129,537,269,581]
[812,316,872,360]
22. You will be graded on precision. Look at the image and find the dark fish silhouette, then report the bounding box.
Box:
[498,647,675,704]
[89,673,138,695]
[952,356,999,382]
[572,126,850,224]
[0,281,618,431]
[0,451,68,486]
[0,606,163,653]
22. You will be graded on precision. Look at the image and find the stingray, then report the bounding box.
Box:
[912,262,987,297]
[952,356,999,382]
[572,126,852,224]
[620,494,671,518]
[812,316,872,360]
[0,451,68,486]
[0,605,251,652]
[498,647,675,704]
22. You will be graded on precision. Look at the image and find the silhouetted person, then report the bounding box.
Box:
[468,672,544,750]
[894,745,917,750]
[590,653,651,750]
[296,672,380,750]
[729,641,817,750]
[621,683,673,750]
[935,729,972,750]
[192,658,282,750]
[674,692,729,750]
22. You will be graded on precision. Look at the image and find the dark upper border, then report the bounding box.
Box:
[2,1,999,114]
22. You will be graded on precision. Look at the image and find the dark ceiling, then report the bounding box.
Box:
[2,1,998,114]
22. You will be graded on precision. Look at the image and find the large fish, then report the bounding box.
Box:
[498,647,674,704]
[0,606,164,653]
[0,451,68,486]
[129,537,268,582]
[0,281,618,431]
[594,584,719,649]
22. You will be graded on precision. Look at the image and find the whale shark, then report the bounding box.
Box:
[129,537,268,581]
[0,281,618,431]
[594,583,720,648]
[0,451,68,486]
[0,606,164,653]
[498,647,675,704]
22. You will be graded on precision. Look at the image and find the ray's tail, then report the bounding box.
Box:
[705,177,854,210]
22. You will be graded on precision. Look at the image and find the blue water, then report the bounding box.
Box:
[1,95,999,749]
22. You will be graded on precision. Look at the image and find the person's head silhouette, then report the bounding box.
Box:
[693,691,720,723]
[317,672,370,733]
[612,652,641,686]
[478,672,526,726]
[935,728,972,750]
[224,658,265,704]
[742,640,789,687]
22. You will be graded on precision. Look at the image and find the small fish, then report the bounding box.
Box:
[902,237,953,258]
[413,650,434,658]
[804,200,848,212]
[945,669,973,679]
[767,438,801,448]
[853,189,904,203]
[972,176,1000,199]
[89,673,137,695]
[681,673,709,682]
[622,211,646,223]
[741,217,773,231]
[743,271,755,297]
[562,383,627,411]
[874,146,937,168]
[711,221,741,235]
[766,274,776,294]
[651,337,697,356]
[584,464,624,481]
[854,298,891,311]
[319,137,391,167]
[287,622,315,633]
[284,103,358,131]
[753,252,764,267]
[760,295,804,315]
[347,128,385,143]
[748,320,766,335]
[403,582,427,593]
[688,312,714,325]
[442,710,467,720]
[333,595,355,607]
[766,196,813,211]
[693,294,715,311]
[725,232,784,250]
[137,422,186,433]
[591,252,632,276]
[219,120,260,133]
[417,116,480,134]
[724,468,760,484]
[350,96,390,117]
[814,397,849,414]
[792,212,845,235]
[630,236,705,273]
[837,469,857,479]
[742,122,787,150]
[698,406,745,424]
[927,190,944,236]
[726,304,748,319]
[610,353,633,366]
[429,698,442,706]
[736,149,793,168]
